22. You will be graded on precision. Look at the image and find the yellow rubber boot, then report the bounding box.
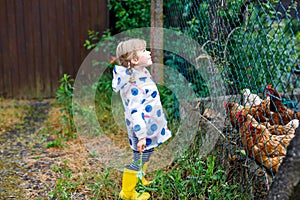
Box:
[119,168,150,200]
[142,162,152,186]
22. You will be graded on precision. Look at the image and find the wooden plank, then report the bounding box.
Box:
[89,0,98,30]
[15,0,27,98]
[0,0,6,96]
[39,0,52,97]
[23,0,36,98]
[53,0,64,95]
[79,0,91,61]
[63,0,73,76]
[1,1,12,97]
[97,0,109,32]
[71,0,78,77]
[48,0,60,96]
[0,0,110,99]
[78,0,85,62]
[3,1,13,97]
[7,0,20,98]
[30,0,43,97]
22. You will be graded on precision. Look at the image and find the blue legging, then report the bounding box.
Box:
[126,148,154,171]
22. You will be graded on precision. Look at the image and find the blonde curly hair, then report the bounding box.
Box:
[116,38,146,82]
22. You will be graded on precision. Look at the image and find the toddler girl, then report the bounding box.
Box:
[112,38,172,200]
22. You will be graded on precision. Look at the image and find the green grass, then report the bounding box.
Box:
[45,74,246,199]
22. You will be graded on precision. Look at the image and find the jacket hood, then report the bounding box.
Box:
[112,65,131,92]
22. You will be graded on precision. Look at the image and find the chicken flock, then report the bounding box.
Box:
[224,85,300,173]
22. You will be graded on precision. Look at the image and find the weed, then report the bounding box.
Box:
[56,74,75,137]
[49,178,77,200]
[149,154,244,199]
[88,169,119,199]
[46,137,64,148]
[49,161,76,199]
[89,150,97,157]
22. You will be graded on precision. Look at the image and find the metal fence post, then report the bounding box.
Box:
[151,0,164,85]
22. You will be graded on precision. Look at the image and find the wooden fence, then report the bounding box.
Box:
[0,0,109,98]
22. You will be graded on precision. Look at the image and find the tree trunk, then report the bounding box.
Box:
[150,0,164,85]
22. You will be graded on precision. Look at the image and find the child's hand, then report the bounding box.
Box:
[137,138,146,152]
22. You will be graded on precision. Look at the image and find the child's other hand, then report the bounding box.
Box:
[137,138,146,152]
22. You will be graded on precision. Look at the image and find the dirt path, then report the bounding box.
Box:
[0,99,170,199]
[0,100,125,199]
[0,101,50,199]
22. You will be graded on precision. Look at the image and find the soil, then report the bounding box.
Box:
[0,99,122,199]
[0,98,175,199]
[0,100,48,199]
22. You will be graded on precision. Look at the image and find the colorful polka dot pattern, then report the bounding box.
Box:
[112,65,172,151]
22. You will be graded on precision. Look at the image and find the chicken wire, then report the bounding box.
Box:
[163,0,300,199]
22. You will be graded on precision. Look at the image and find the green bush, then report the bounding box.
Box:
[108,0,151,32]
[224,1,299,93]
[165,1,300,94]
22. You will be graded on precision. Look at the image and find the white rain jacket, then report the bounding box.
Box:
[112,65,172,151]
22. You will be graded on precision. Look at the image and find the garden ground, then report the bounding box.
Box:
[0,98,246,200]
[0,99,125,199]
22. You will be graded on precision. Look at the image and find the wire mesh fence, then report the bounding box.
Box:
[163,0,300,199]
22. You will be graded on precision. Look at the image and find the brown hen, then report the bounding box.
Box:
[224,101,244,128]
[265,84,300,125]
[267,119,299,137]
[246,99,270,123]
[224,101,270,128]
[236,110,287,173]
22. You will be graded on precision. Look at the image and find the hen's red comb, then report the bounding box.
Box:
[267,84,272,89]
[235,111,242,119]
[223,101,227,107]
[249,122,253,129]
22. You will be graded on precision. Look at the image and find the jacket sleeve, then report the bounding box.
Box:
[112,65,130,92]
[112,67,119,92]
